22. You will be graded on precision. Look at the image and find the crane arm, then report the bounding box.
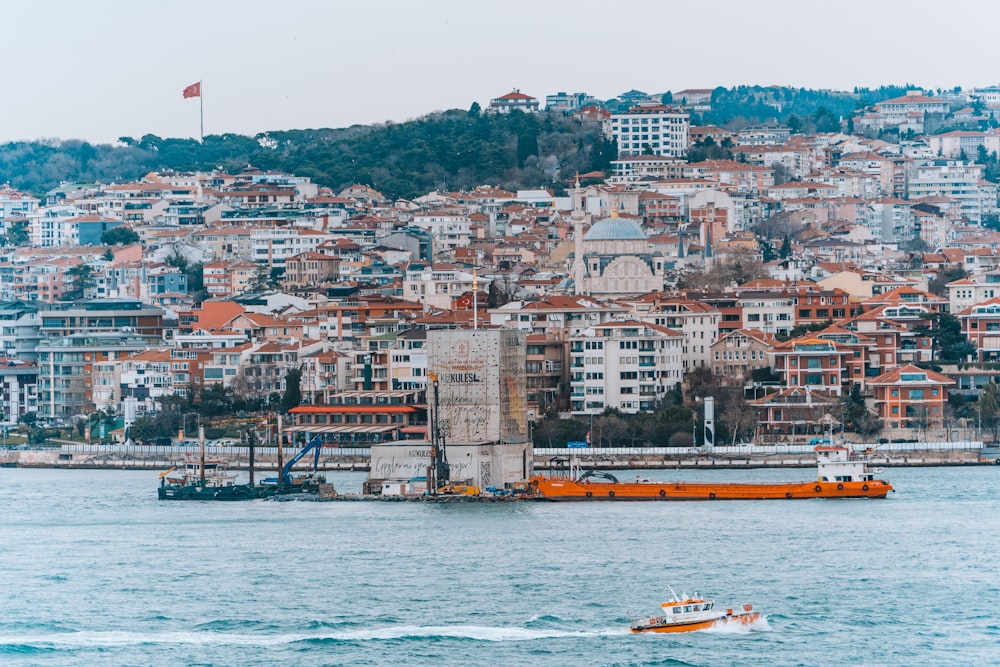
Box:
[281,434,323,484]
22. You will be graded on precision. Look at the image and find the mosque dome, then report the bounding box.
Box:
[584,216,647,241]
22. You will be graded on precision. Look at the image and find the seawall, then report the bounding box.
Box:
[0,443,987,470]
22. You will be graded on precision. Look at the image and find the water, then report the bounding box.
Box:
[1,466,998,666]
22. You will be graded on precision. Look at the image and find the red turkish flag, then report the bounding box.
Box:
[182,82,201,99]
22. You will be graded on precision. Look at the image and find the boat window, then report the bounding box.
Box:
[684,605,692,612]
[705,602,713,610]
[673,607,682,614]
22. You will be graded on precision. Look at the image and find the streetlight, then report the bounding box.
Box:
[181,412,199,443]
[691,396,701,447]
[978,399,982,443]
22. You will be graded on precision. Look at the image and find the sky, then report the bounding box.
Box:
[3,0,1000,145]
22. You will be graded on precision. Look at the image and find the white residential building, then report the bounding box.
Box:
[569,321,684,416]
[628,297,721,371]
[865,199,916,244]
[908,161,996,225]
[604,104,690,158]
[927,131,1000,160]
[0,186,39,232]
[489,296,629,338]
[946,277,1000,314]
[401,262,477,310]
[250,227,332,269]
[409,210,471,252]
[737,291,795,336]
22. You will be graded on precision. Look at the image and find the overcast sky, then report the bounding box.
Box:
[3,0,999,144]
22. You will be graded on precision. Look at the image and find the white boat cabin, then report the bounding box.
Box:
[816,446,877,483]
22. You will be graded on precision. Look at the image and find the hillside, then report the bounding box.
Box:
[0,108,613,199]
[0,84,933,199]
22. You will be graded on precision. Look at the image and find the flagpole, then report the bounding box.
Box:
[200,80,204,142]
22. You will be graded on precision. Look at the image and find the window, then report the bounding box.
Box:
[908,389,924,400]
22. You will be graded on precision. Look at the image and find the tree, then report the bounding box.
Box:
[928,266,966,296]
[468,101,481,118]
[978,382,1000,440]
[251,262,274,292]
[839,384,880,438]
[64,263,95,301]
[165,247,189,272]
[779,234,793,259]
[719,402,757,445]
[101,226,140,245]
[1,221,29,247]
[280,368,302,413]
[759,240,777,263]
[912,312,974,363]
[516,132,538,169]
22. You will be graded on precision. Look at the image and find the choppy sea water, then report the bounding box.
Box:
[1,465,998,666]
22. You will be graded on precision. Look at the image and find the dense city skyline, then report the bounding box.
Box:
[4,0,1000,144]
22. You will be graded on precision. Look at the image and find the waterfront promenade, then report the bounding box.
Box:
[0,441,987,470]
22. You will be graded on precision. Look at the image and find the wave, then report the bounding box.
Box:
[0,624,630,650]
[701,615,772,634]
[523,614,568,627]
[299,624,631,644]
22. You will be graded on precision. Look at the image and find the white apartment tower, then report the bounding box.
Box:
[604,104,690,158]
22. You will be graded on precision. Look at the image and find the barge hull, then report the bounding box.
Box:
[530,478,892,500]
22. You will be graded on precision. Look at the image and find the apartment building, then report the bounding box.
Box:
[710,328,776,381]
[908,161,996,225]
[869,364,954,430]
[604,104,690,158]
[958,297,1000,361]
[401,262,476,310]
[525,332,569,418]
[0,301,41,362]
[770,337,851,397]
[37,331,152,423]
[489,296,628,338]
[737,291,795,336]
[628,295,721,370]
[288,389,428,445]
[569,321,683,415]
[0,358,38,425]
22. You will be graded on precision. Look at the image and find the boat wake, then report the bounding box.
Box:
[702,615,772,634]
[0,624,630,650]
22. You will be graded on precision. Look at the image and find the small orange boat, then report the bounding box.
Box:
[531,445,892,500]
[631,587,762,633]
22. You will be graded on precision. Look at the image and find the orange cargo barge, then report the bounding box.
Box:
[531,446,893,500]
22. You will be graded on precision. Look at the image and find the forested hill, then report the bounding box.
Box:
[0,108,616,200]
[0,84,928,199]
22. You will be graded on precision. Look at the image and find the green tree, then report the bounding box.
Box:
[978,382,1000,440]
[101,226,140,245]
[280,368,302,413]
[912,312,975,363]
[839,384,881,438]
[165,247,189,272]
[1,221,29,247]
[759,239,777,262]
[779,234,793,259]
[64,263,95,301]
[928,266,967,296]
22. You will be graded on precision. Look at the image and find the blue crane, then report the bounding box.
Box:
[261,434,324,487]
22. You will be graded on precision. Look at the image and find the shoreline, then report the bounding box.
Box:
[1,448,989,471]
